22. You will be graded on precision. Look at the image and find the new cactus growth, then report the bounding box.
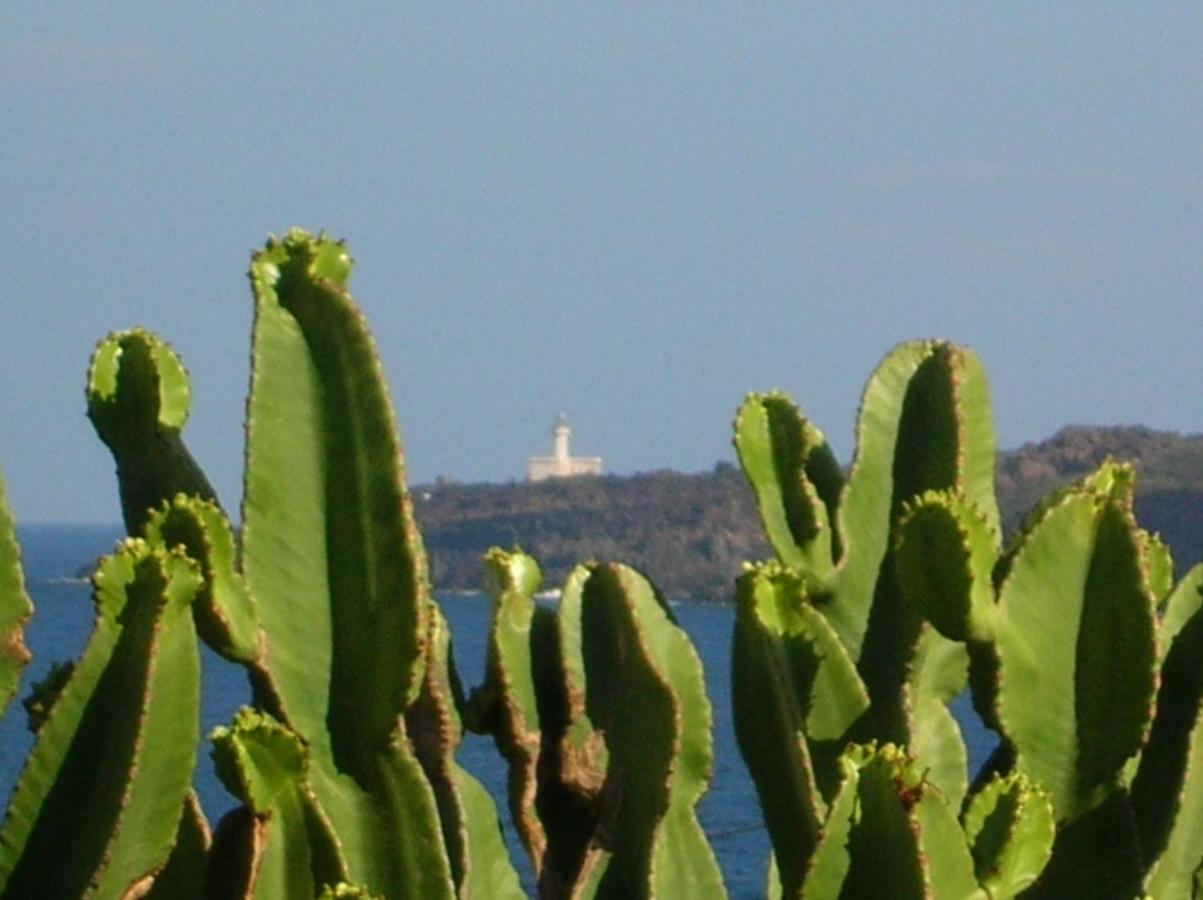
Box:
[207,708,347,897]
[87,328,219,535]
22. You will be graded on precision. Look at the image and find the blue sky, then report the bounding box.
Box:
[2,6,1202,523]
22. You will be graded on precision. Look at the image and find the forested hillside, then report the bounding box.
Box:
[413,426,1203,603]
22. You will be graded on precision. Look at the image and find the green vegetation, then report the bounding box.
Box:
[0,231,1200,897]
[732,341,1203,898]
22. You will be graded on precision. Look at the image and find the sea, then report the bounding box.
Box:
[0,524,996,898]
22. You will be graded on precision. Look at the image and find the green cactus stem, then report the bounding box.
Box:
[0,540,203,899]
[960,772,1055,899]
[994,476,1158,822]
[142,792,210,900]
[144,495,264,667]
[86,329,219,534]
[526,562,608,896]
[731,563,868,896]
[406,602,525,899]
[577,563,725,899]
[735,341,1000,826]
[207,708,347,898]
[1131,602,1203,896]
[801,743,983,900]
[473,548,548,870]
[240,230,454,895]
[733,393,843,582]
[735,341,1000,661]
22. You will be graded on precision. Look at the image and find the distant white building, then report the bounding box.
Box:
[528,414,603,481]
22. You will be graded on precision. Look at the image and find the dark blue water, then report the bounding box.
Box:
[1,525,996,898]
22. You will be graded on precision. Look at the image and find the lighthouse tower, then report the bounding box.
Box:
[528,414,603,481]
[552,413,571,462]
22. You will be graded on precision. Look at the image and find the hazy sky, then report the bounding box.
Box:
[3,6,1202,523]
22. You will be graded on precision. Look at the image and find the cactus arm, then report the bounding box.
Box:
[961,773,1054,899]
[208,708,347,898]
[1131,606,1203,896]
[911,778,985,900]
[731,564,868,895]
[580,564,725,899]
[474,548,547,869]
[86,329,219,534]
[828,340,933,657]
[0,474,32,716]
[531,565,607,896]
[831,745,936,900]
[805,744,983,900]
[87,334,265,668]
[145,495,264,667]
[0,541,202,899]
[907,628,970,809]
[407,602,524,899]
[733,393,840,579]
[995,486,1158,821]
[854,342,997,687]
[895,491,998,645]
[799,754,859,897]
[247,229,428,753]
[552,564,608,792]
[243,230,451,895]
[951,347,1002,539]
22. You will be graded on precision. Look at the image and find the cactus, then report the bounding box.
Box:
[87,328,219,535]
[894,464,1162,897]
[732,341,1000,854]
[961,772,1055,899]
[143,793,210,900]
[578,563,724,898]
[207,708,347,898]
[405,602,526,899]
[730,563,867,896]
[732,341,1203,897]
[79,230,521,897]
[734,338,1203,897]
[473,550,550,872]
[233,230,459,896]
[800,743,985,900]
[0,540,203,898]
[14,226,1203,897]
[1130,592,1203,897]
[472,550,723,898]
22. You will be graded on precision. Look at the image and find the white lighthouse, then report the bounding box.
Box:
[528,414,603,481]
